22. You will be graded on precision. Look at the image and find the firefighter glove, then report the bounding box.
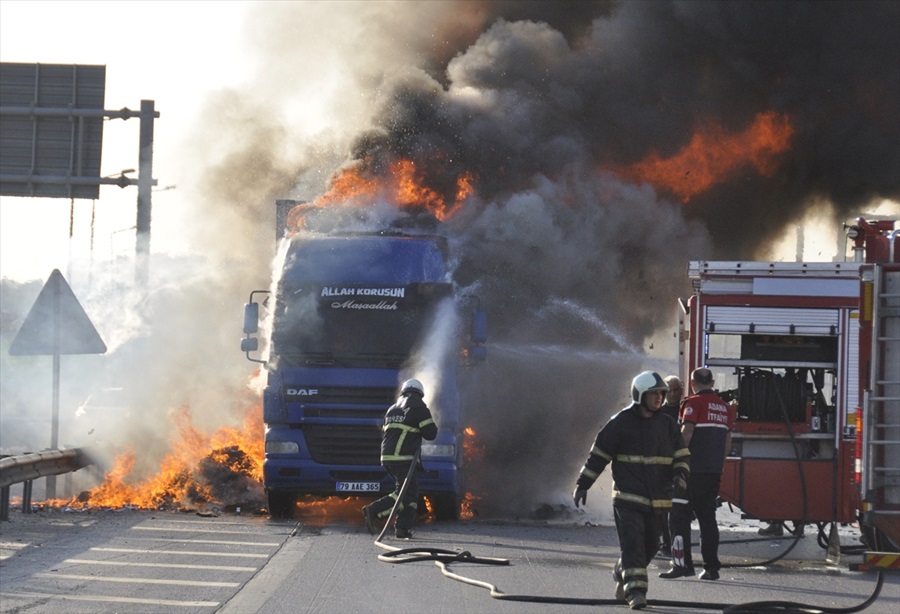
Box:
[573,487,588,508]
[673,475,687,497]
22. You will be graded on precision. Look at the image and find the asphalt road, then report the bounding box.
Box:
[1,500,898,613]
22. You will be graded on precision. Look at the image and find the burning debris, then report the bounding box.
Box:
[31,405,267,514]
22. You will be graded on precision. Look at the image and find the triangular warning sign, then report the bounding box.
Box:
[9,269,107,356]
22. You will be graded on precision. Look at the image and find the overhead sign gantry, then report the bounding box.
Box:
[0,62,159,283]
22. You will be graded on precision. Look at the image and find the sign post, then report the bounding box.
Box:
[8,270,107,499]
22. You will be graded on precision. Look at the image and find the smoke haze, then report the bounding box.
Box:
[2,1,897,516]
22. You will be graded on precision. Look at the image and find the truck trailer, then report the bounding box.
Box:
[679,218,899,553]
[241,203,486,519]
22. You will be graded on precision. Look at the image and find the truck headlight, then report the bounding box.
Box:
[266,441,299,454]
[421,444,454,457]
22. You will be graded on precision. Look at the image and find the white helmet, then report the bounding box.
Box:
[401,378,424,396]
[631,371,668,404]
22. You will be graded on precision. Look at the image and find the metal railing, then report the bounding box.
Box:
[0,448,95,520]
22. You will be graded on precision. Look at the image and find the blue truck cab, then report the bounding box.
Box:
[241,228,485,519]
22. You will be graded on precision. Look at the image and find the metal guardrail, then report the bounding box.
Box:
[0,448,95,521]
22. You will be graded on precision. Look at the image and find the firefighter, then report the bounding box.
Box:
[573,371,691,610]
[362,378,437,539]
[660,368,735,581]
[658,375,684,557]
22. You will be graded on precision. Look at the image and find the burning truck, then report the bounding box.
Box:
[241,200,486,519]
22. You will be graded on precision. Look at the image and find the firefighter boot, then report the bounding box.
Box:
[626,592,647,610]
[362,505,379,536]
[698,568,720,581]
[659,565,694,579]
[613,563,625,601]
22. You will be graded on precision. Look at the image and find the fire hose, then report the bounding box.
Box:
[370,451,885,613]
[719,374,865,562]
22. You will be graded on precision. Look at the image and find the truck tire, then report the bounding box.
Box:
[431,492,459,521]
[267,491,296,518]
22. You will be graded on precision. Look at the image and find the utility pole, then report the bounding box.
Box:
[135,99,156,286]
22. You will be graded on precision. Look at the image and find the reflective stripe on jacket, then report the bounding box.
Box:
[381,392,438,462]
[577,403,690,512]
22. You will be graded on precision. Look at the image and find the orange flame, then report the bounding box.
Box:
[460,426,483,520]
[287,158,476,231]
[622,111,794,202]
[460,491,481,520]
[60,402,264,511]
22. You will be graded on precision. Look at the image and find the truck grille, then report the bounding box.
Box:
[305,424,381,465]
[285,385,395,406]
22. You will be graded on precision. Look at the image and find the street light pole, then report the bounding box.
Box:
[135,99,156,286]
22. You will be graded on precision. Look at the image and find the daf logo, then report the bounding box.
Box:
[285,388,318,396]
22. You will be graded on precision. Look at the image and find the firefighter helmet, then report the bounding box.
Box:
[631,371,668,404]
[401,378,425,396]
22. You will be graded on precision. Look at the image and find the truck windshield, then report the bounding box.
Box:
[271,282,453,367]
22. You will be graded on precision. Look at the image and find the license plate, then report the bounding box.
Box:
[336,481,381,492]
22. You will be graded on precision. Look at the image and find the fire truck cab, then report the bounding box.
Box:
[679,219,899,548]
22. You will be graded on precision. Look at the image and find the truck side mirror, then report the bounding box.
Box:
[243,302,260,334]
[471,310,487,344]
[241,337,259,353]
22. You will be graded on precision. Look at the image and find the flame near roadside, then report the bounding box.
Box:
[30,403,265,513]
[28,404,487,522]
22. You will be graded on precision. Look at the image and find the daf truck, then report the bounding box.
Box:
[241,205,486,519]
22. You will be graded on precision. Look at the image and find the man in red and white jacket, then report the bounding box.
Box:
[660,367,735,581]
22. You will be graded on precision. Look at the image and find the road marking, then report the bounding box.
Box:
[145,518,249,524]
[66,558,256,572]
[36,572,239,587]
[132,526,258,535]
[0,591,218,607]
[0,542,27,561]
[129,537,280,546]
[218,537,313,613]
[90,547,269,558]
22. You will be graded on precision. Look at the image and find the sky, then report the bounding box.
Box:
[1,0,898,514]
[0,1,256,282]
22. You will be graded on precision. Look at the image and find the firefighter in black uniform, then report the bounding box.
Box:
[573,371,691,610]
[363,378,437,539]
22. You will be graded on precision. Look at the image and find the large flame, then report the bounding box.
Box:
[621,111,794,202]
[287,157,475,231]
[56,403,264,511]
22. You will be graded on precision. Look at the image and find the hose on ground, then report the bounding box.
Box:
[369,452,885,612]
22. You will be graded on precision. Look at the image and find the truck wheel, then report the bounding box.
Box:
[431,493,459,521]
[267,491,296,518]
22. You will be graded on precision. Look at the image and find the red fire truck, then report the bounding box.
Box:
[679,218,899,553]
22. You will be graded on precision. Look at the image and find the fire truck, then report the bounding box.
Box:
[679,218,899,553]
